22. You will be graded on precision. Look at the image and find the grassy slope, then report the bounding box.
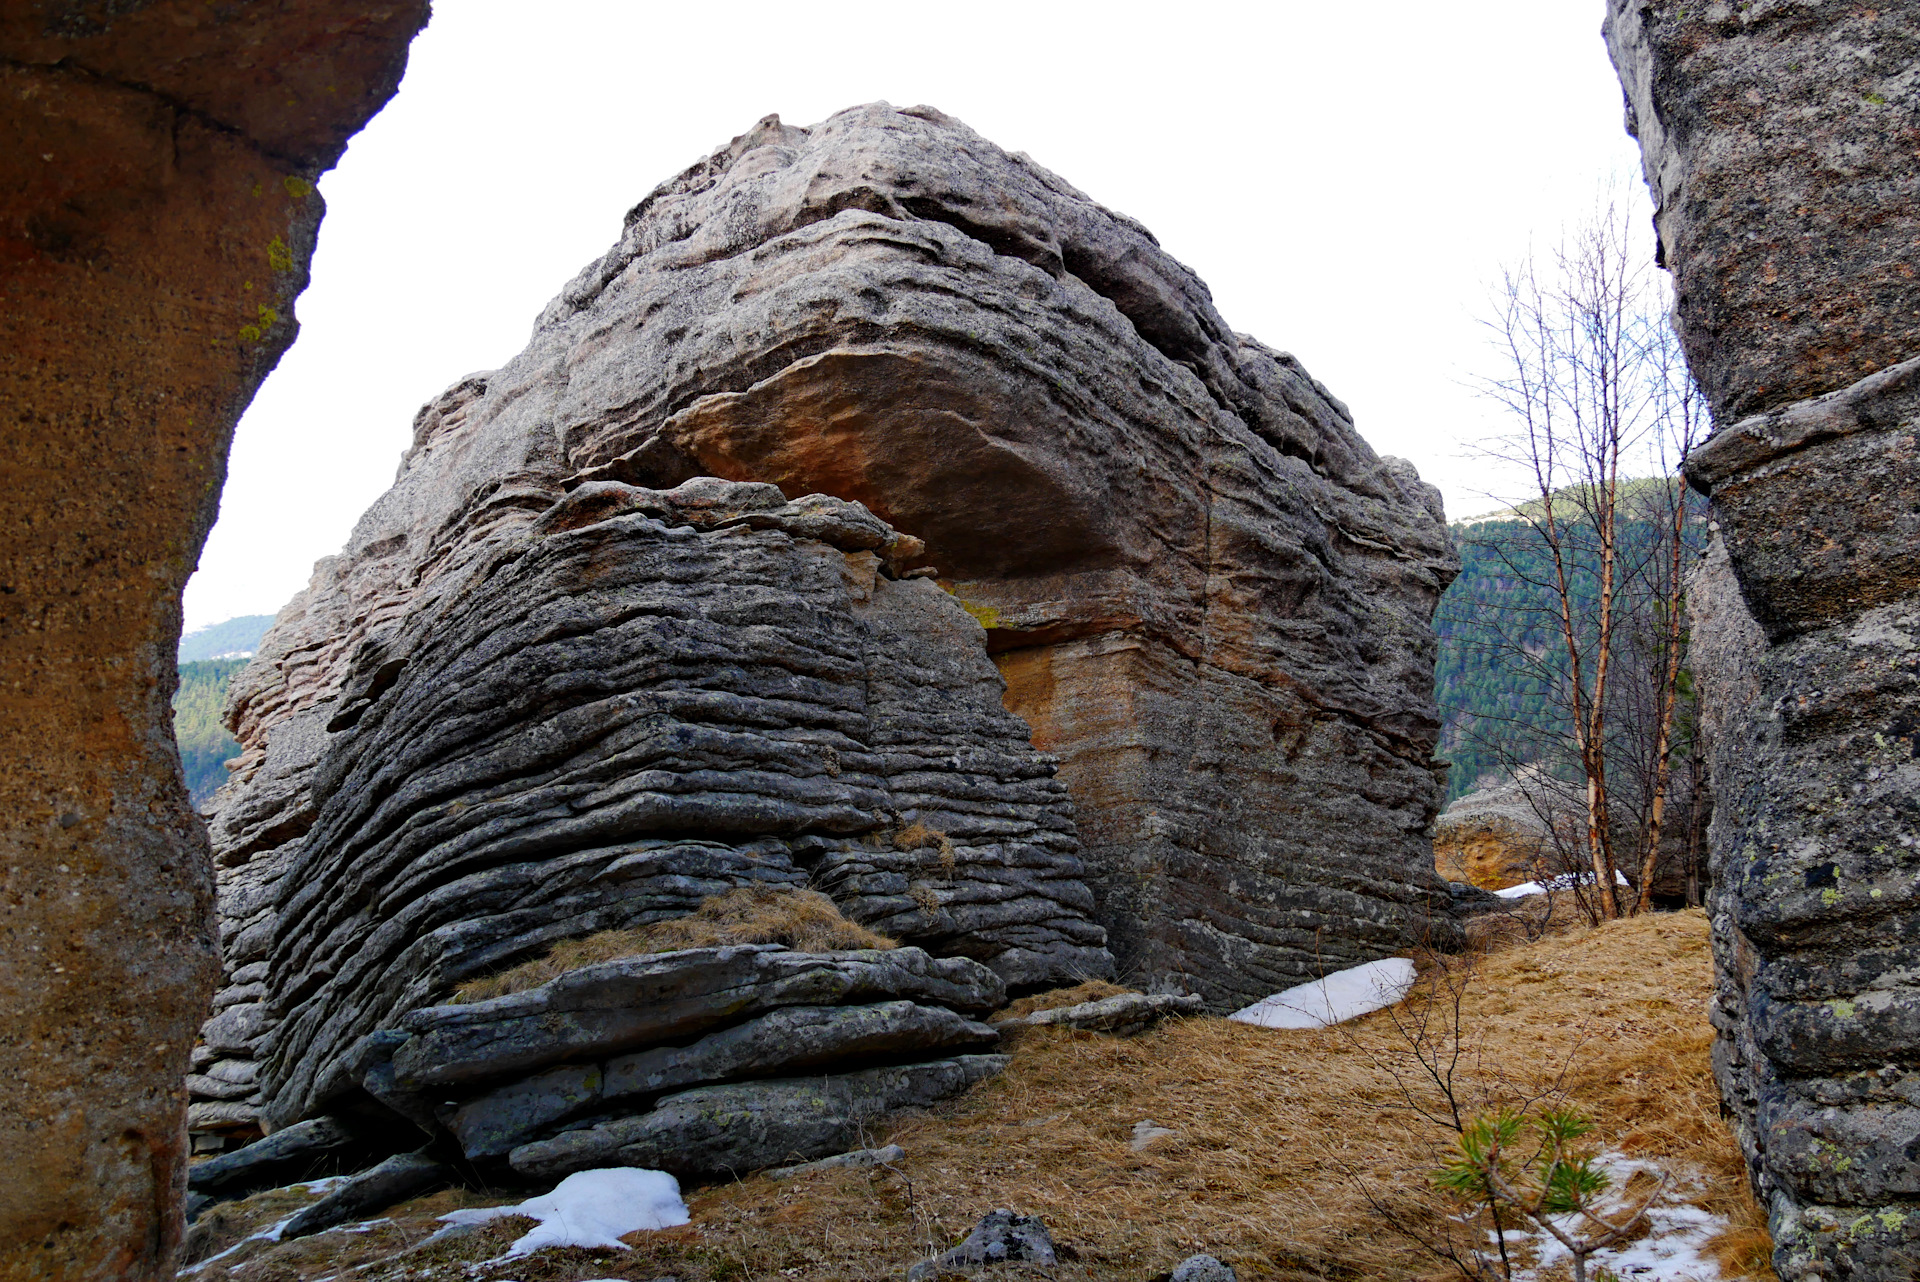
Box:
[185,911,1768,1281]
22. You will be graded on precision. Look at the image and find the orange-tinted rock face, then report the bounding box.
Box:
[0,4,424,1275]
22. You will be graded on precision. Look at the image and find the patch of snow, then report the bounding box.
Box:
[297,1175,354,1194]
[1495,869,1631,899]
[1504,1153,1731,1281]
[1228,957,1417,1029]
[439,1168,689,1257]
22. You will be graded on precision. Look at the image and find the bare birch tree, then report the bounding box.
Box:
[1453,199,1708,920]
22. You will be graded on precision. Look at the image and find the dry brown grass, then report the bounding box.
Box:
[454,886,895,1003]
[998,979,1134,1021]
[199,910,1769,1282]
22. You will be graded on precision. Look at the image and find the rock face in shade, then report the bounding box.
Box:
[193,102,1458,1138]
[0,3,426,1277]
[354,943,1008,1180]
[1607,5,1920,1277]
[197,478,1106,1136]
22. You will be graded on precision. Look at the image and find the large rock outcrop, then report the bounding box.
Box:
[193,103,1458,1144]
[1607,4,1920,1276]
[0,4,425,1277]
[195,478,1105,1140]
[1434,773,1556,891]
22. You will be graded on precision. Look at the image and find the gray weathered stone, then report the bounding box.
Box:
[278,1151,450,1241]
[907,1208,1057,1280]
[199,475,1095,1136]
[767,1143,905,1180]
[1608,4,1920,1277]
[443,997,997,1160]
[190,105,1459,1144]
[992,992,1203,1036]
[510,1054,1009,1180]
[1170,1254,1237,1282]
[185,1117,359,1202]
[385,945,1002,1095]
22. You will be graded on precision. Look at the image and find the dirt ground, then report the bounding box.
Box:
[182,908,1770,1282]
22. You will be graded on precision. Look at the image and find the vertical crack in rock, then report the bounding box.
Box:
[192,103,1458,1147]
[1607,4,1920,1277]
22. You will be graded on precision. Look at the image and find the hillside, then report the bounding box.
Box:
[174,659,247,807]
[179,614,274,662]
[1434,484,1705,803]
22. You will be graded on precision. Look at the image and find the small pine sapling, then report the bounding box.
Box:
[1432,1106,1667,1282]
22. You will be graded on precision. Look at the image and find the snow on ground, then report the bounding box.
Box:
[1228,957,1417,1029]
[1496,870,1631,900]
[1507,1154,1731,1281]
[439,1168,689,1257]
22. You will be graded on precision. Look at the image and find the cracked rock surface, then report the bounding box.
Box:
[1608,4,1920,1277]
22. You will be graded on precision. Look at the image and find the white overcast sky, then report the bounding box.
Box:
[183,0,1648,632]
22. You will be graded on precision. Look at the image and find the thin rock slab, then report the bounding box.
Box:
[385,945,1005,1093]
[509,1055,1009,1181]
[992,991,1202,1036]
[186,1116,360,1203]
[446,1000,999,1160]
[767,1143,905,1180]
[279,1151,451,1241]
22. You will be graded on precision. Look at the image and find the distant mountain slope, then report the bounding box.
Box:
[174,658,247,806]
[1435,483,1704,804]
[179,614,273,662]
[1434,519,1562,801]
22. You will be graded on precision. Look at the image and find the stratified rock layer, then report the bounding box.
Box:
[358,943,1009,1180]
[198,478,1104,1136]
[0,3,425,1276]
[1608,5,1920,1276]
[196,103,1457,1139]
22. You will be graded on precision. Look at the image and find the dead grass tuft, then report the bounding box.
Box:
[891,822,953,853]
[454,886,894,1003]
[998,979,1134,1021]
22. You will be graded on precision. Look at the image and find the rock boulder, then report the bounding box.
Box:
[197,108,1459,1122]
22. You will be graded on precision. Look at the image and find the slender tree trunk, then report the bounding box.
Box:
[1634,492,1690,912]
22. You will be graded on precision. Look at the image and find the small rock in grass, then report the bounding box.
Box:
[908,1208,1056,1279]
[1171,1254,1237,1282]
[768,1143,905,1179]
[1131,1119,1177,1150]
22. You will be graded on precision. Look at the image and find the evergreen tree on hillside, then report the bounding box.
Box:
[173,659,247,807]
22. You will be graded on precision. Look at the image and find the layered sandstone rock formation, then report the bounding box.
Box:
[1434,774,1554,891]
[1608,5,1920,1276]
[0,4,425,1276]
[193,103,1457,1151]
[195,478,1104,1142]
